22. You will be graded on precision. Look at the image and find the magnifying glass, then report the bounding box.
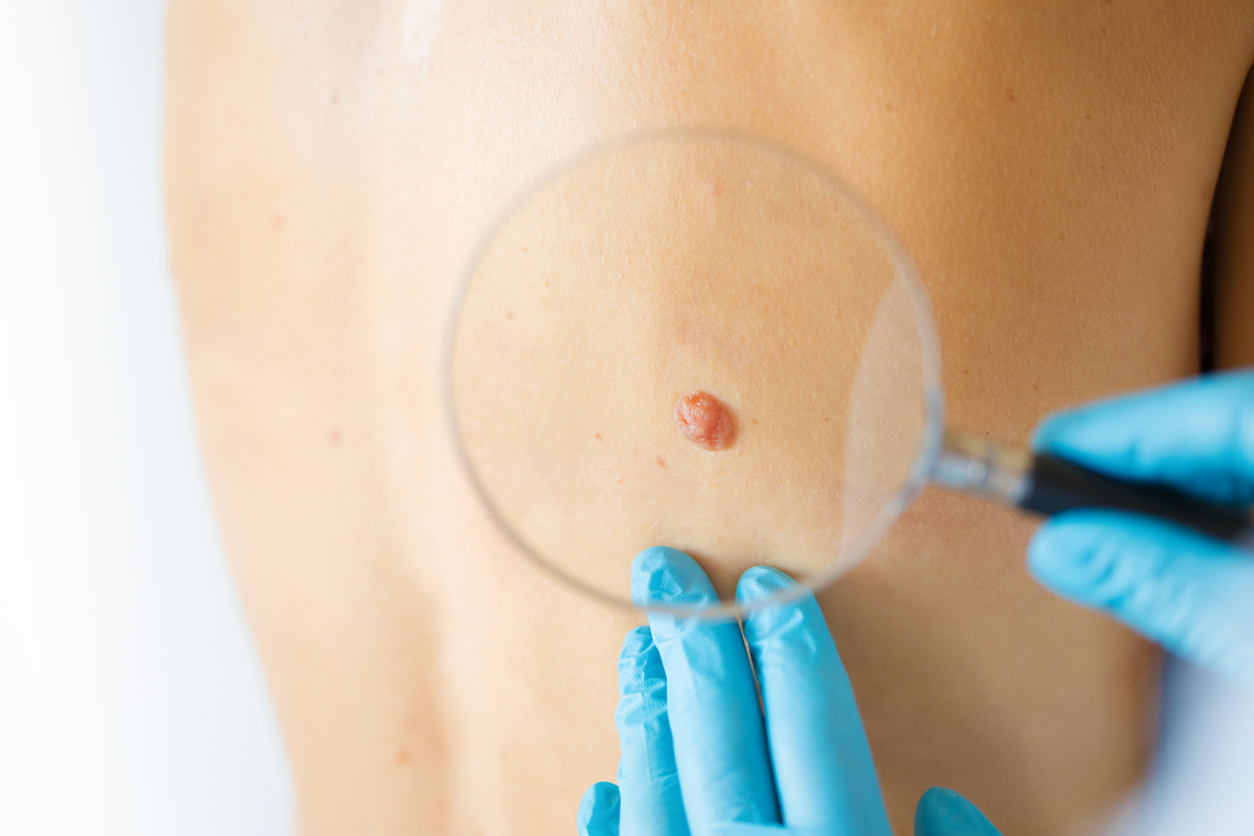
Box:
[446,129,1251,618]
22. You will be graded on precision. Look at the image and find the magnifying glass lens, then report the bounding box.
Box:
[448,132,941,615]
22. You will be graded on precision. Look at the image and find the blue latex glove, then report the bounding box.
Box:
[577,547,1002,836]
[1029,370,1254,683]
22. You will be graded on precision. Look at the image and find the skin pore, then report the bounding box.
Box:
[164,2,1254,834]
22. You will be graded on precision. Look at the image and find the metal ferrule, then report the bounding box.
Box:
[929,429,1032,507]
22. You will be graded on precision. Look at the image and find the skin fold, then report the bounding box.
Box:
[163,2,1254,833]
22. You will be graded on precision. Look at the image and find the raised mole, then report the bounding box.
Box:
[674,391,735,451]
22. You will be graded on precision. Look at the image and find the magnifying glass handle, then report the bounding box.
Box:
[932,430,1254,546]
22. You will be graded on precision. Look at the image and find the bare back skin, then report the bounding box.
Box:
[164,3,1254,833]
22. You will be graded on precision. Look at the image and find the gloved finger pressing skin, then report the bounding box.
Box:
[913,788,1003,836]
[632,547,780,833]
[614,627,690,836]
[736,568,892,836]
[578,782,621,836]
[1031,369,1254,506]
[1030,510,1254,683]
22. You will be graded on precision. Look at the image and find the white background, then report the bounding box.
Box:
[0,2,294,834]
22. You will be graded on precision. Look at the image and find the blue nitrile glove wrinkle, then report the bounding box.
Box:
[612,625,690,834]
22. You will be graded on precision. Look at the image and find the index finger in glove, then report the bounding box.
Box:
[614,626,690,836]
[632,547,780,833]
[1030,510,1254,683]
[1031,370,1254,506]
[737,568,892,836]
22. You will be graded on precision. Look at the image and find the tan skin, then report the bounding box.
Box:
[165,3,1254,833]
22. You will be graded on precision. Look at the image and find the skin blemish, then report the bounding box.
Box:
[594,433,602,441]
[655,456,667,469]
[674,391,735,451]
[328,427,343,446]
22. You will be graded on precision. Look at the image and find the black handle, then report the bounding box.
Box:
[1020,454,1254,544]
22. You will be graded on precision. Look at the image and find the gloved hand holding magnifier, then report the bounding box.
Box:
[446,129,1254,617]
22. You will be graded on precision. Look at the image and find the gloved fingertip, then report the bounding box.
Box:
[619,625,653,657]
[577,782,621,836]
[631,546,718,609]
[1029,410,1079,454]
[736,566,822,643]
[915,787,1001,836]
[738,564,843,699]
[1027,513,1115,597]
[617,626,665,698]
[734,565,796,603]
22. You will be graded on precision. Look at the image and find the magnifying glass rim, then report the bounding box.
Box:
[443,126,945,619]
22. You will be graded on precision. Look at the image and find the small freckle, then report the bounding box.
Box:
[1005,87,1017,104]
[329,427,342,445]
[655,456,667,469]
[751,417,759,426]
[963,368,970,375]
[594,433,602,441]
[506,310,513,320]
[1033,384,1040,391]
[394,748,410,765]
[705,178,722,198]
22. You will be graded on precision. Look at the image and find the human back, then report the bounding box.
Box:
[163,2,1254,833]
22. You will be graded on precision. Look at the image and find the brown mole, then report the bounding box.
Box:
[674,391,735,451]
